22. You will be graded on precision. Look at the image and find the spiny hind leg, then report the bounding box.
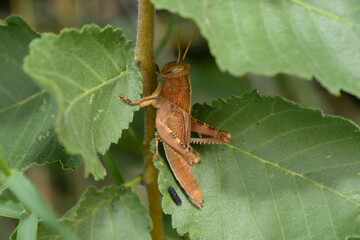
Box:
[156,119,200,165]
[190,117,231,144]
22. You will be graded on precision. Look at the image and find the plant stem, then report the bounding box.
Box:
[154,14,180,59]
[123,175,142,188]
[136,0,164,239]
[128,126,145,155]
[103,153,124,186]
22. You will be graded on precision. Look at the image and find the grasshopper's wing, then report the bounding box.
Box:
[155,100,197,163]
[163,104,191,146]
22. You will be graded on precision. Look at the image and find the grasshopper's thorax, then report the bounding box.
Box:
[159,60,191,112]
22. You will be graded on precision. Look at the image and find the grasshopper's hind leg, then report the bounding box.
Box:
[190,117,231,144]
[156,119,200,165]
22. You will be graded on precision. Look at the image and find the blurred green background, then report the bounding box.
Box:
[1,0,360,239]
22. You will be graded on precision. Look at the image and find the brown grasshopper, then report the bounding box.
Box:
[120,31,231,208]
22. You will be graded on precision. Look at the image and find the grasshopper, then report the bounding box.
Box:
[120,31,231,208]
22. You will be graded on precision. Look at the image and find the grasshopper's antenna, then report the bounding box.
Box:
[182,28,197,61]
[176,28,181,63]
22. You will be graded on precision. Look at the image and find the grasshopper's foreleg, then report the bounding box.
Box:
[157,119,200,165]
[119,83,162,108]
[190,117,231,144]
[119,94,156,108]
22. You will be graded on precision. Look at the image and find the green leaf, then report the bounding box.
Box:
[16,212,38,240]
[37,186,152,240]
[155,90,360,239]
[5,170,77,240]
[23,24,142,180]
[0,197,24,219]
[0,15,80,171]
[151,0,360,98]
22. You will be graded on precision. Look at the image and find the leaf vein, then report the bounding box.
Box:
[250,122,341,153]
[8,92,45,161]
[277,135,359,165]
[0,85,17,103]
[290,0,360,29]
[33,69,86,91]
[229,0,252,64]
[63,69,128,117]
[293,176,312,239]
[215,151,226,239]
[321,188,339,238]
[281,0,324,78]
[215,94,256,129]
[88,34,121,72]
[232,108,297,139]
[95,71,119,153]
[233,151,265,239]
[302,160,360,175]
[303,0,353,88]
[16,97,54,169]
[0,90,46,115]
[264,164,286,239]
[260,0,288,64]
[70,52,104,83]
[228,144,360,206]
[0,52,22,69]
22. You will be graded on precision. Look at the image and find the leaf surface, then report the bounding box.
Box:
[155,90,360,239]
[151,0,360,98]
[5,170,76,239]
[0,15,80,170]
[0,198,24,219]
[16,212,38,240]
[37,186,152,240]
[24,24,142,179]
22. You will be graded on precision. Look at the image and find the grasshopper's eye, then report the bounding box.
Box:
[166,67,183,74]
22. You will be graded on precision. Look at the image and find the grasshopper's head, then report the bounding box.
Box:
[160,61,190,78]
[159,29,196,78]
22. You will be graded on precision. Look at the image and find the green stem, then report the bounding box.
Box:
[154,14,180,59]
[128,126,144,155]
[103,152,124,185]
[123,175,142,188]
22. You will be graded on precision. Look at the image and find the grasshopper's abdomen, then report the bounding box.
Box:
[164,143,203,208]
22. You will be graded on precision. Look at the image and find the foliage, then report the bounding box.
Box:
[0,16,80,171]
[152,0,360,98]
[1,0,360,238]
[23,22,142,180]
[156,91,360,239]
[37,186,151,240]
